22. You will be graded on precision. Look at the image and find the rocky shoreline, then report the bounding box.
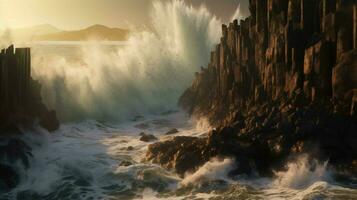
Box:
[146,0,357,179]
[0,45,59,191]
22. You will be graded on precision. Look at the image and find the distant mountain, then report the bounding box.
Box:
[34,24,129,41]
[3,24,60,41]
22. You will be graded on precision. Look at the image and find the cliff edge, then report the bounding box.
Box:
[0,45,59,191]
[147,0,357,178]
[0,45,59,132]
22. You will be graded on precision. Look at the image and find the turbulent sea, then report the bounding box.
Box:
[3,1,357,199]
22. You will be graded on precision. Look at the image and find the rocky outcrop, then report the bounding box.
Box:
[0,45,59,132]
[179,0,357,126]
[139,132,158,142]
[146,136,209,176]
[147,0,357,177]
[0,136,33,192]
[0,45,60,191]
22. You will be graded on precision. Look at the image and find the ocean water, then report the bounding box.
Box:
[1,113,356,200]
[3,1,357,199]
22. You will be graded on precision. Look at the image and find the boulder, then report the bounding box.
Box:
[165,128,179,135]
[139,133,157,142]
[146,136,210,176]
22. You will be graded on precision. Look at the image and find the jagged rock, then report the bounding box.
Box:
[0,46,60,132]
[139,133,157,142]
[152,0,357,177]
[146,136,210,176]
[165,128,179,135]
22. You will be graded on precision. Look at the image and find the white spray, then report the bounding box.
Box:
[181,157,235,186]
[274,155,331,189]
[31,0,223,122]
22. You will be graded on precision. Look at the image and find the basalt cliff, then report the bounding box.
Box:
[0,45,59,132]
[0,45,59,191]
[147,0,357,178]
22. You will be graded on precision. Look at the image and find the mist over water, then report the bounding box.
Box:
[31,0,222,122]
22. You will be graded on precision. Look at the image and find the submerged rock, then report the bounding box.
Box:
[139,133,158,142]
[165,128,179,135]
[0,164,19,192]
[119,161,133,167]
[0,134,33,191]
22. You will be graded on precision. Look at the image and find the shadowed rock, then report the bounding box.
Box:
[165,128,179,135]
[139,133,158,142]
[0,45,60,132]
[147,0,357,177]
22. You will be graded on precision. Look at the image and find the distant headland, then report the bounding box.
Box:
[1,24,129,42]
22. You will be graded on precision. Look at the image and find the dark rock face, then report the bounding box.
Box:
[0,136,33,191]
[147,0,357,177]
[0,45,59,132]
[0,45,60,191]
[0,164,19,192]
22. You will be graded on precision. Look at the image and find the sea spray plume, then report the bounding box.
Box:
[32,0,221,122]
[274,155,331,189]
[181,157,235,186]
[231,3,243,22]
[0,29,12,49]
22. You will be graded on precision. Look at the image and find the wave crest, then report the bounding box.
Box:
[32,0,222,122]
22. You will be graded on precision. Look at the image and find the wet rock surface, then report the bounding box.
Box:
[139,132,158,142]
[0,132,33,191]
[146,136,211,176]
[165,128,179,135]
[147,0,357,177]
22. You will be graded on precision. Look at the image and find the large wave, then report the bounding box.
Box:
[31,0,224,122]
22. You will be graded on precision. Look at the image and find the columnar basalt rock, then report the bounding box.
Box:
[148,0,357,178]
[179,0,357,127]
[0,45,59,132]
[0,45,60,191]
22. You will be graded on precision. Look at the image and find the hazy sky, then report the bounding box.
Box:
[0,0,249,30]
